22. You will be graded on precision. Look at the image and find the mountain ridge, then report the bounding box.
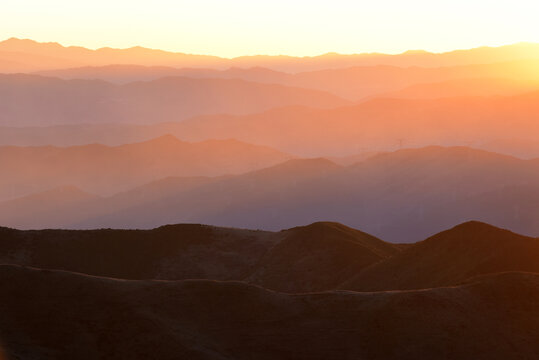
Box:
[2,263,539,359]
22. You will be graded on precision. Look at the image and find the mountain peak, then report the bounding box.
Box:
[0,37,62,50]
[433,220,524,241]
[141,134,185,146]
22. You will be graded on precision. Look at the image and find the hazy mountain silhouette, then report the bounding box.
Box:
[0,186,101,229]
[34,60,539,100]
[0,74,349,126]
[158,92,539,157]
[2,264,539,359]
[2,147,537,241]
[377,77,539,99]
[2,91,539,159]
[3,37,539,72]
[478,138,539,159]
[37,64,290,85]
[0,135,293,200]
[342,221,539,291]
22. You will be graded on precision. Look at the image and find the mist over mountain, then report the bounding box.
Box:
[2,91,539,159]
[33,59,539,100]
[0,135,293,200]
[0,73,349,126]
[2,146,537,242]
[2,36,539,360]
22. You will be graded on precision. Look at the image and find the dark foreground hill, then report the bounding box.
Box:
[1,265,539,360]
[342,221,539,291]
[0,222,399,292]
[2,221,539,294]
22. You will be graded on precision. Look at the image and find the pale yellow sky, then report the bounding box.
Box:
[2,0,539,57]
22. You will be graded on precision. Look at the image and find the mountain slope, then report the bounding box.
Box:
[1,147,537,241]
[151,92,539,157]
[34,60,539,100]
[378,77,539,99]
[0,135,293,200]
[0,221,399,291]
[247,222,401,292]
[342,221,539,291]
[2,265,539,359]
[2,91,539,157]
[0,224,280,281]
[83,147,539,241]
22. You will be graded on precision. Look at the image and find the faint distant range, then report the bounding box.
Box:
[2,91,539,158]
[0,135,293,201]
[2,38,539,73]
[35,60,539,100]
[0,74,349,126]
[1,146,537,242]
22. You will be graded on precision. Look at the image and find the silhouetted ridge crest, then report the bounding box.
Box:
[260,158,340,172]
[140,134,185,146]
[341,221,539,291]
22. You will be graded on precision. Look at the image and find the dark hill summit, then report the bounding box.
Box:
[0,222,399,292]
[342,221,539,291]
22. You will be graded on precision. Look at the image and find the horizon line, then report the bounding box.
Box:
[2,37,538,60]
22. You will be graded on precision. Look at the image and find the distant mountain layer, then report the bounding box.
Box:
[36,60,539,100]
[3,91,539,158]
[0,73,349,126]
[1,147,537,242]
[0,135,293,201]
[164,92,539,156]
[2,37,539,72]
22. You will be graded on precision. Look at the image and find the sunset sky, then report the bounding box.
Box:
[2,0,539,57]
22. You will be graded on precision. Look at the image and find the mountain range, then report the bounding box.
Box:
[2,37,539,359]
[1,146,537,242]
[3,90,539,158]
[3,38,539,72]
[35,60,539,100]
[0,220,537,292]
[0,135,292,200]
[0,73,349,126]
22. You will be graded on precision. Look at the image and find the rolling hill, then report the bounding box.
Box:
[0,222,399,292]
[342,221,539,291]
[1,264,539,359]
